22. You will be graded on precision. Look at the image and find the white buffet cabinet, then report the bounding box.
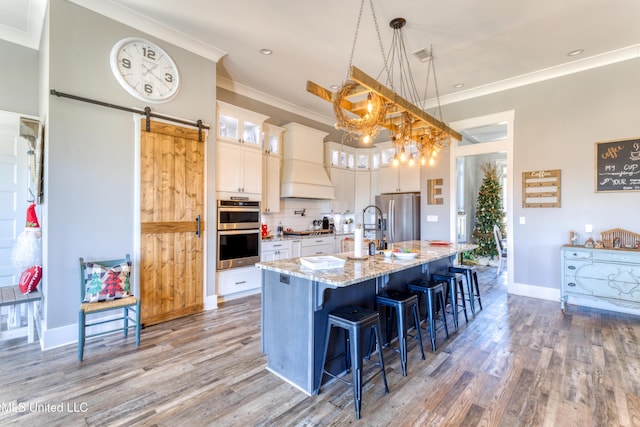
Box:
[560,245,640,315]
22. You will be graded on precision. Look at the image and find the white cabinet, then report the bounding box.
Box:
[262,155,280,213]
[354,170,372,214]
[329,167,355,214]
[261,124,284,213]
[261,240,291,261]
[300,236,334,257]
[290,239,301,258]
[217,101,267,146]
[217,141,262,199]
[378,165,420,193]
[217,266,261,299]
[560,245,640,313]
[216,102,268,200]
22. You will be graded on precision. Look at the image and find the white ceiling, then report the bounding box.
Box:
[3,0,640,127]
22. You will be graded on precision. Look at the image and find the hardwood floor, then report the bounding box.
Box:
[2,266,640,426]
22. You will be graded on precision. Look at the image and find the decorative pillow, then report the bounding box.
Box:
[83,261,131,303]
[19,265,42,294]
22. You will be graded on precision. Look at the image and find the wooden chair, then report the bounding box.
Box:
[493,225,507,276]
[78,255,140,361]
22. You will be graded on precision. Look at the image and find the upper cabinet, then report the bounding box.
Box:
[262,123,284,213]
[216,102,269,200]
[217,101,267,146]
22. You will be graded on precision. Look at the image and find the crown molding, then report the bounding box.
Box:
[68,0,227,62]
[424,44,640,108]
[216,76,336,127]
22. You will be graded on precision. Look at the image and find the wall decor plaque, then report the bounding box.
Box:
[522,169,561,208]
[595,138,640,192]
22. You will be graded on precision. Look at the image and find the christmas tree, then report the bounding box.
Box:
[472,162,505,258]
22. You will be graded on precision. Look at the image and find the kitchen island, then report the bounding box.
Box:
[256,240,476,395]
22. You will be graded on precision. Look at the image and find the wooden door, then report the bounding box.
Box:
[140,120,204,326]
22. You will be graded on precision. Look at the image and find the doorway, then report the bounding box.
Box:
[449,111,514,291]
[137,120,206,326]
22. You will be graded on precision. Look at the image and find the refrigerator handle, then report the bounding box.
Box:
[389,199,395,243]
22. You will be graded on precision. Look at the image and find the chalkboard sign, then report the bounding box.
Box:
[595,138,640,192]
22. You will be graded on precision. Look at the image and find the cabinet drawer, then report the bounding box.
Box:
[300,244,334,257]
[563,249,592,260]
[592,251,640,264]
[218,266,261,295]
[565,275,640,301]
[301,236,333,247]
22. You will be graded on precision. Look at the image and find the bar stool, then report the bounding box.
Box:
[431,271,468,331]
[448,265,482,315]
[407,279,449,352]
[321,305,389,419]
[375,289,425,376]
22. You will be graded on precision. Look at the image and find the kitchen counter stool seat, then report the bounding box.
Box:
[407,279,449,352]
[375,289,425,376]
[320,305,389,420]
[448,265,482,315]
[431,271,468,331]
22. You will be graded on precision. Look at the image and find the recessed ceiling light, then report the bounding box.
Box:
[453,83,464,88]
[330,84,339,90]
[259,48,273,55]
[567,49,584,57]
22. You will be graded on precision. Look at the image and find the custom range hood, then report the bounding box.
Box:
[280,122,335,200]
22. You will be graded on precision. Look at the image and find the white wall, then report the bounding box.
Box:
[440,58,640,291]
[42,0,217,347]
[0,40,39,116]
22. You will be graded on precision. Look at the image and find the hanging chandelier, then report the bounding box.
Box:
[307,1,461,166]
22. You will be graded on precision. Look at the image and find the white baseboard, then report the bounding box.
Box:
[204,295,218,310]
[509,281,561,303]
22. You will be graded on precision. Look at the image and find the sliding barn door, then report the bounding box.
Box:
[140,120,205,326]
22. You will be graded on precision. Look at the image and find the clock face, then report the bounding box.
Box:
[110,37,180,103]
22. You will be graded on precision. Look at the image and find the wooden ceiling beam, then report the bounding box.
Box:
[350,66,462,141]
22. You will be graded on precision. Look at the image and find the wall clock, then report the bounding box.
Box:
[110,37,180,103]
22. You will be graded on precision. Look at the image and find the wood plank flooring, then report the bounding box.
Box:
[2,266,640,426]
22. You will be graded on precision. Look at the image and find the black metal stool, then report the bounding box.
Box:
[431,271,468,331]
[407,279,449,352]
[448,265,482,315]
[375,289,425,376]
[321,305,389,419]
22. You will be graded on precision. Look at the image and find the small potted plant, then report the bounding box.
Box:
[343,218,353,233]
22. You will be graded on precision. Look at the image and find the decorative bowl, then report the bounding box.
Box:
[380,249,393,257]
[393,251,419,259]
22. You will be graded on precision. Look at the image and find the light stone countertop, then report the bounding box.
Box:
[256,241,477,287]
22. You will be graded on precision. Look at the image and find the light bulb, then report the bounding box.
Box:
[431,149,438,157]
[400,147,406,162]
[408,155,415,166]
[421,156,426,166]
[392,153,399,166]
[363,134,371,144]
[429,156,435,166]
[367,93,373,113]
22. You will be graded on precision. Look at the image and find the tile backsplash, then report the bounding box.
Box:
[261,198,356,234]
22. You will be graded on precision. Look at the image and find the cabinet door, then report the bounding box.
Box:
[398,165,420,192]
[217,142,243,193]
[242,147,263,194]
[290,240,301,258]
[378,167,399,193]
[277,248,291,260]
[262,154,280,213]
[354,171,371,214]
[330,167,355,213]
[370,170,380,203]
[261,250,277,262]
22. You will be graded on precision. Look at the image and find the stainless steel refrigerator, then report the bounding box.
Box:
[375,193,421,244]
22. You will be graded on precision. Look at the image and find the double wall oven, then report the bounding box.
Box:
[217,200,261,270]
